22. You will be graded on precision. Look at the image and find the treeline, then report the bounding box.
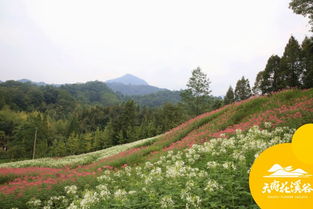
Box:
[0,80,119,115]
[129,90,181,107]
[0,101,187,159]
[0,79,222,159]
[224,36,313,104]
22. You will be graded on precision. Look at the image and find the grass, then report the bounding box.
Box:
[0,135,160,169]
[0,88,313,208]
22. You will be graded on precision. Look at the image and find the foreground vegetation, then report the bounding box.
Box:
[0,136,159,169]
[0,88,312,208]
[11,125,295,209]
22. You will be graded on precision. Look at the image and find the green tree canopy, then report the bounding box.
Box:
[301,36,313,88]
[234,76,251,101]
[290,0,313,31]
[224,86,235,105]
[280,36,303,88]
[252,71,264,96]
[261,55,282,94]
[180,67,212,115]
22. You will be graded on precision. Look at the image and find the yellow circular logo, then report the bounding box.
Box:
[292,124,313,165]
[249,124,313,209]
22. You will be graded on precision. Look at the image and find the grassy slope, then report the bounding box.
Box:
[90,88,313,168]
[0,136,160,169]
[0,88,313,208]
[2,89,312,169]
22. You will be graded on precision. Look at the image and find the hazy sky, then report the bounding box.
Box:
[0,0,311,96]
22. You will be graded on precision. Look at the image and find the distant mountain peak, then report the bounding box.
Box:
[106,74,149,86]
[18,79,32,83]
[17,79,48,86]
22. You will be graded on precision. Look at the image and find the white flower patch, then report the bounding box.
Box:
[96,184,111,199]
[264,122,272,128]
[65,185,78,195]
[207,161,219,169]
[222,162,236,170]
[114,189,127,200]
[80,191,99,209]
[0,135,160,168]
[204,179,223,192]
[67,203,78,209]
[145,162,154,169]
[26,199,42,207]
[186,195,201,209]
[150,167,162,176]
[160,196,175,208]
[232,151,246,162]
[97,174,111,182]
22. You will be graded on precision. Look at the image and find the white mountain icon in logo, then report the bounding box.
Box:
[264,164,312,178]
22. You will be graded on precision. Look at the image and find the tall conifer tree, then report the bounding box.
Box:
[280,36,303,88]
[234,76,252,101]
[224,86,235,105]
[261,55,281,94]
[301,36,313,88]
[252,71,264,95]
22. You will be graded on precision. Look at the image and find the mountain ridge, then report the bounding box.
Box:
[106,74,149,86]
[105,74,172,96]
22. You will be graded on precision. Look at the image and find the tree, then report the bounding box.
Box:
[118,100,137,144]
[12,113,48,158]
[180,67,212,115]
[290,0,313,31]
[81,132,93,153]
[234,76,251,101]
[224,86,235,105]
[301,36,313,88]
[261,55,282,94]
[103,121,115,146]
[211,97,223,109]
[51,139,66,156]
[158,103,186,131]
[280,36,303,88]
[66,134,81,155]
[252,71,264,95]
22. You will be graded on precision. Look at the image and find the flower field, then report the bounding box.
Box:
[0,88,313,209]
[0,135,160,169]
[25,125,294,209]
[0,136,160,196]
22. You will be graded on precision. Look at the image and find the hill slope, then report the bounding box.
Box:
[105,74,173,97]
[60,81,120,106]
[106,82,163,96]
[0,80,121,111]
[106,74,149,86]
[0,88,313,208]
[130,90,181,106]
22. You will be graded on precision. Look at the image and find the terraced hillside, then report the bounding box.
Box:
[0,88,313,209]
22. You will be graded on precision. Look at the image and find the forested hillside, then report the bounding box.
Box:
[0,80,119,112]
[128,90,181,107]
[0,81,188,160]
[106,82,163,96]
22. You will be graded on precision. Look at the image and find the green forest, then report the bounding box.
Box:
[0,33,312,161]
[0,79,221,160]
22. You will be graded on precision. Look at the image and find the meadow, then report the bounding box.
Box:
[0,88,313,209]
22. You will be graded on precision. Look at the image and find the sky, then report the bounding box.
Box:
[0,0,311,96]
